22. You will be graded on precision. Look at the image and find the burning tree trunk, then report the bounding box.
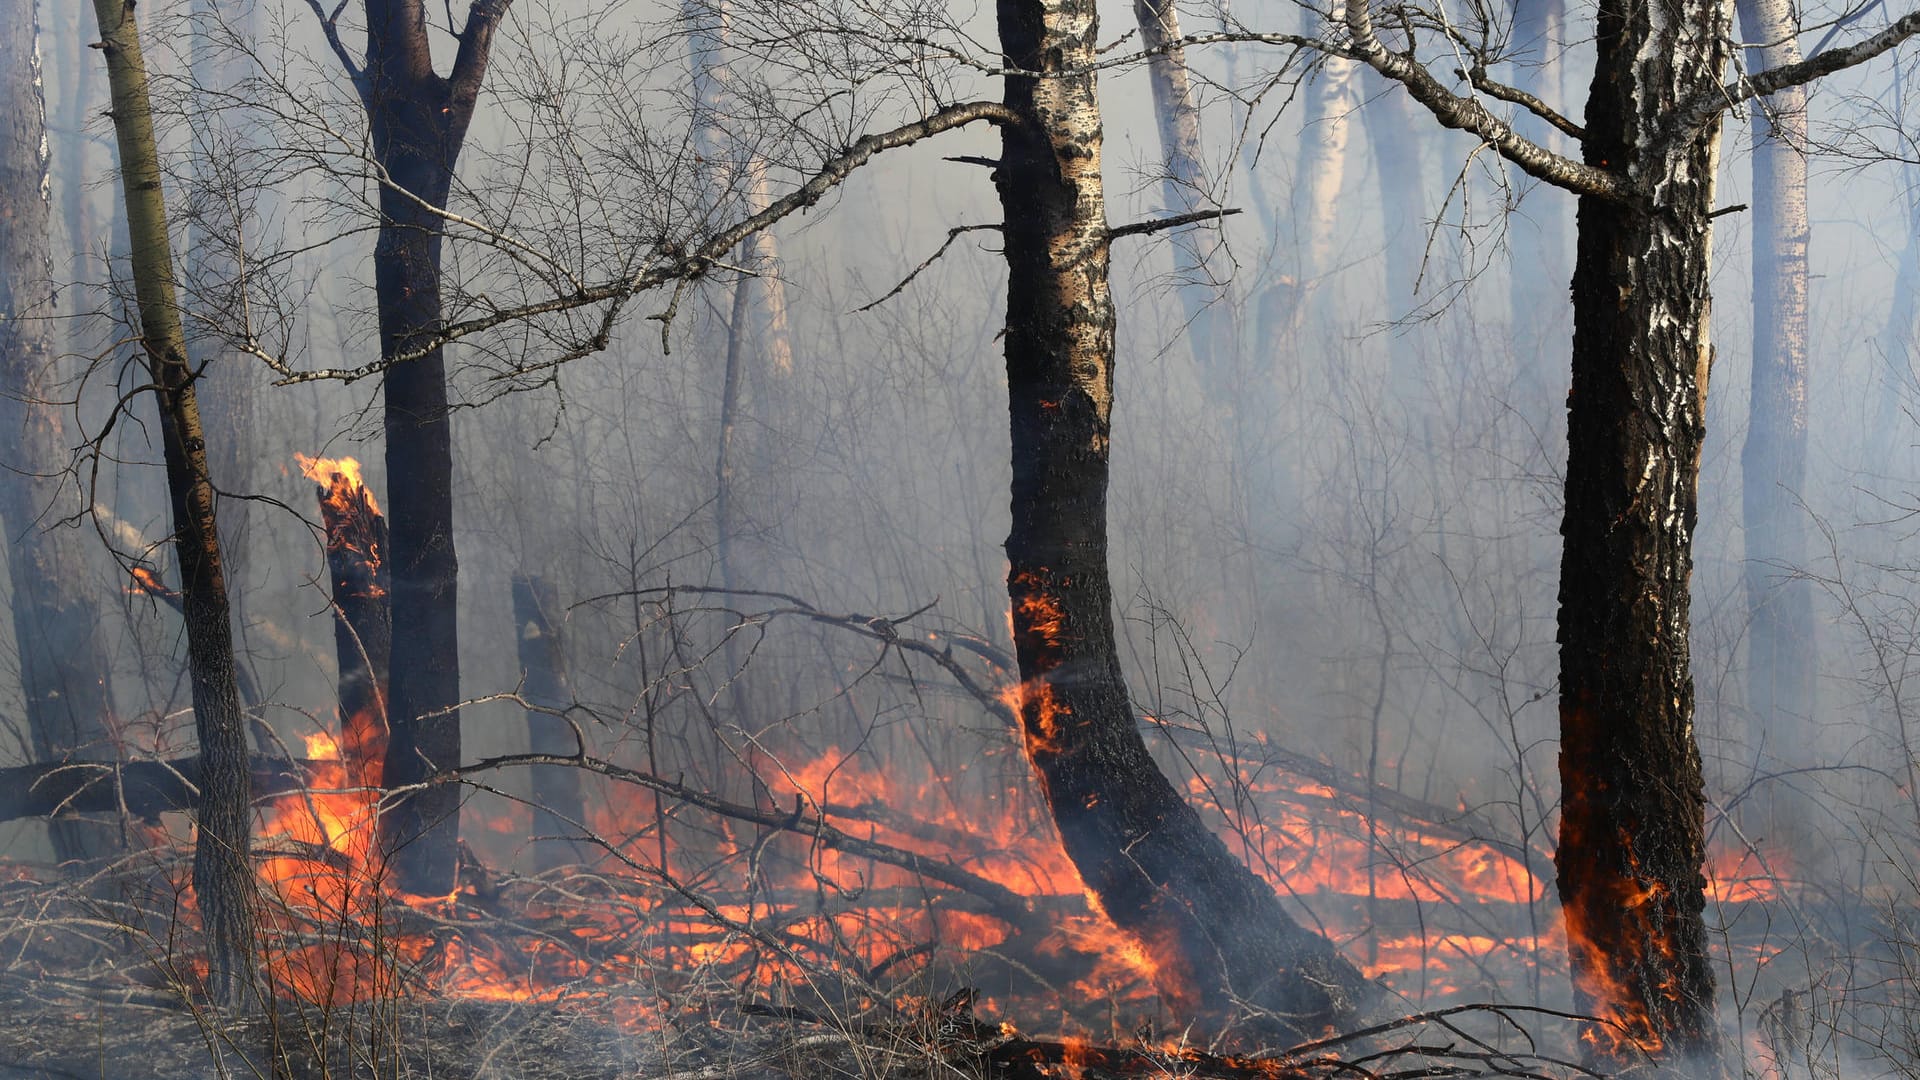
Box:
[0,0,122,864]
[512,574,586,871]
[994,0,1373,1039]
[1327,0,1920,1067]
[1553,3,1728,1065]
[348,0,511,896]
[88,0,257,1007]
[299,455,391,793]
[1735,0,1815,743]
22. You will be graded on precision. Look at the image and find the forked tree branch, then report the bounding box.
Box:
[252,99,1020,383]
[1342,1,1624,198]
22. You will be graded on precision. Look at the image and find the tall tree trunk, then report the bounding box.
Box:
[512,574,586,871]
[1132,0,1230,388]
[1508,0,1570,381]
[1736,0,1814,743]
[1292,23,1358,329]
[1556,0,1729,1063]
[363,0,510,896]
[1360,72,1427,385]
[686,0,794,597]
[0,0,122,865]
[994,0,1372,1040]
[89,0,257,1007]
[186,0,260,639]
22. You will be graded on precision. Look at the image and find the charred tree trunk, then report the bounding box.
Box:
[1555,0,1728,1064]
[304,458,391,792]
[89,0,257,1007]
[1735,0,1814,744]
[0,0,122,865]
[512,574,586,871]
[994,0,1373,1040]
[362,0,510,896]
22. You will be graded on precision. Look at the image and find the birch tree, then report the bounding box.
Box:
[1302,0,1920,1067]
[89,0,257,1007]
[0,0,121,866]
[1735,0,1815,742]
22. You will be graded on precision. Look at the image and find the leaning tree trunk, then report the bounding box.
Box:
[994,0,1373,1041]
[364,0,509,896]
[1555,0,1729,1065]
[0,0,122,865]
[89,0,257,1008]
[1735,0,1814,745]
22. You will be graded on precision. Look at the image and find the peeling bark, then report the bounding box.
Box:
[1555,0,1729,1063]
[995,0,1373,1040]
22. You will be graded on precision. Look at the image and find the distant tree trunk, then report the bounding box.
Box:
[186,0,259,635]
[1507,0,1570,378]
[686,0,794,596]
[89,0,257,1007]
[1360,72,1427,384]
[1736,0,1814,742]
[360,0,510,896]
[1291,6,1359,327]
[1870,176,1920,462]
[994,0,1373,1040]
[1132,0,1230,386]
[0,0,122,865]
[1555,0,1728,1062]
[511,574,586,871]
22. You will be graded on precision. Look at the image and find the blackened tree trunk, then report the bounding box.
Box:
[1333,0,1920,1069]
[0,0,121,864]
[305,459,391,792]
[511,574,586,871]
[89,0,257,1007]
[994,0,1372,1040]
[1554,0,1727,1064]
[357,0,510,895]
[1735,0,1814,742]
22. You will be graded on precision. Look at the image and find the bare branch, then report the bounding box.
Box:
[298,0,365,90]
[1342,3,1623,198]
[1458,65,1586,140]
[255,99,1020,384]
[1107,206,1242,239]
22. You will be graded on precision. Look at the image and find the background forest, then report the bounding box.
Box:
[3,0,1920,1075]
